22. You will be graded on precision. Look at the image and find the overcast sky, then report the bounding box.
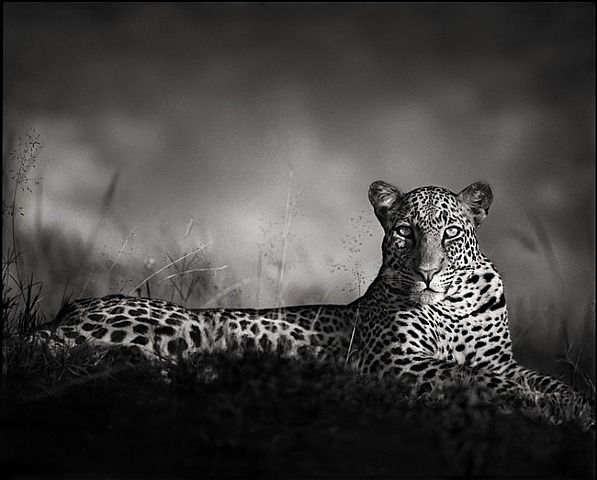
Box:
[3,3,595,314]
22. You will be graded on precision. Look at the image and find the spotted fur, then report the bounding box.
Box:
[38,181,593,423]
[46,296,353,361]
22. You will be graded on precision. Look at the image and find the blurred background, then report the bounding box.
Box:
[3,4,594,377]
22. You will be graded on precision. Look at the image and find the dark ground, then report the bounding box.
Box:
[1,351,594,479]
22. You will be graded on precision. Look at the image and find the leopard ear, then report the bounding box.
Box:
[368,181,403,231]
[457,182,493,227]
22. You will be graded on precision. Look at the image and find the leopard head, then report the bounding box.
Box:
[369,180,493,305]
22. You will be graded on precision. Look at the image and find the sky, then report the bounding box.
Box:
[3,3,595,322]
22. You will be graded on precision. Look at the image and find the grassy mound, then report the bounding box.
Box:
[2,342,594,478]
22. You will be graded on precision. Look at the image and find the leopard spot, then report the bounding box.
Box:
[131,336,149,346]
[155,325,176,336]
[133,324,149,334]
[258,335,272,352]
[190,326,202,347]
[112,320,132,328]
[167,338,188,355]
[290,330,305,341]
[107,315,130,324]
[92,328,109,339]
[110,330,127,343]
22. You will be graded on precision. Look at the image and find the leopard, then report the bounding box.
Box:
[34,180,594,425]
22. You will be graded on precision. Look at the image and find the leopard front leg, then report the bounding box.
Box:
[365,352,526,402]
[503,362,586,396]
[359,349,595,429]
[504,362,595,424]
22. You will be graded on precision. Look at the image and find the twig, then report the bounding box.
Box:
[127,245,209,295]
[201,277,258,308]
[160,266,229,281]
[276,169,294,308]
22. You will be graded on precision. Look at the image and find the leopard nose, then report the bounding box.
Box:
[416,266,441,284]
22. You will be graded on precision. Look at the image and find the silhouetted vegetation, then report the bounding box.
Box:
[2,342,596,478]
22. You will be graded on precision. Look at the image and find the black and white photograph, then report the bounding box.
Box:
[2,2,595,477]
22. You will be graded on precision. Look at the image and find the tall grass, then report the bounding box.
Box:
[255,169,307,308]
[506,215,595,394]
[2,129,45,338]
[330,209,375,295]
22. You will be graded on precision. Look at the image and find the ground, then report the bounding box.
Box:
[1,346,594,478]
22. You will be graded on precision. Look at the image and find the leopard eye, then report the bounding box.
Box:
[395,225,414,239]
[443,226,461,240]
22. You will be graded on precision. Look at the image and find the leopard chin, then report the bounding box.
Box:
[413,289,444,305]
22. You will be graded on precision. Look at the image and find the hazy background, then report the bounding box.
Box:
[3,4,595,371]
